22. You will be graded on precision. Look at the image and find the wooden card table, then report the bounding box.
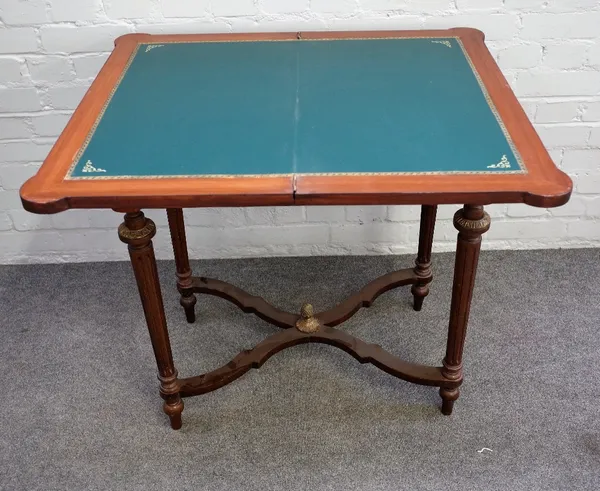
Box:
[21,29,572,430]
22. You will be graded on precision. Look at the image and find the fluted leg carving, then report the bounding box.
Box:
[440,204,490,415]
[412,205,437,311]
[167,208,197,323]
[119,211,184,429]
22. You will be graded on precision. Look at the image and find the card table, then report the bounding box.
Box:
[21,29,572,430]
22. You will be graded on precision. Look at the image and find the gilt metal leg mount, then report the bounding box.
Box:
[120,205,489,429]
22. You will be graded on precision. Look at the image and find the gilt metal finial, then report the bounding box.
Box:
[296,303,320,333]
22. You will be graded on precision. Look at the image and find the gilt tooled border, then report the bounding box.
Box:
[66,36,527,181]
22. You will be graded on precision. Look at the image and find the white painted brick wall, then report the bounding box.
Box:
[0,0,598,264]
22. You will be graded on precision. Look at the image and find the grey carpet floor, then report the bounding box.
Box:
[1,249,599,490]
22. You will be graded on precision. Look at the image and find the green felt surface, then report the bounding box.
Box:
[68,37,524,179]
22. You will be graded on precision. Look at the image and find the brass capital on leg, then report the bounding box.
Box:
[119,210,184,429]
[440,204,490,415]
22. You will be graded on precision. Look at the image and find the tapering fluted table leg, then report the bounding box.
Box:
[167,208,197,323]
[440,204,490,415]
[412,205,437,311]
[119,210,184,429]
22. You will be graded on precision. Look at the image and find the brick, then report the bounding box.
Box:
[213,0,257,16]
[486,220,567,240]
[30,112,71,137]
[0,211,11,231]
[487,204,510,218]
[405,0,455,13]
[223,225,329,247]
[567,220,600,239]
[456,0,503,9]
[72,54,110,79]
[41,25,132,54]
[0,0,48,25]
[87,210,120,229]
[9,209,54,230]
[46,85,89,110]
[521,13,600,39]
[535,125,592,148]
[590,128,600,147]
[0,230,65,257]
[585,197,600,217]
[437,205,461,220]
[516,71,600,97]
[506,204,549,218]
[312,0,358,13]
[104,0,154,19]
[535,102,581,124]
[0,141,51,162]
[582,102,600,122]
[0,163,41,189]
[0,87,41,112]
[0,28,38,54]
[50,0,101,22]
[361,0,407,9]
[503,0,544,10]
[497,44,542,70]
[330,223,409,244]
[59,229,122,253]
[387,206,421,222]
[542,43,589,70]
[162,0,210,17]
[575,173,600,194]
[261,0,308,13]
[0,58,24,83]
[432,219,457,241]
[27,56,74,83]
[273,207,305,224]
[345,206,387,223]
[0,189,20,209]
[51,210,92,229]
[183,208,247,227]
[245,208,275,226]
[589,43,600,66]
[424,14,519,41]
[305,206,345,223]
[562,150,600,172]
[135,20,231,35]
[243,207,306,225]
[327,14,422,31]
[546,0,600,11]
[0,117,31,139]
[549,196,587,217]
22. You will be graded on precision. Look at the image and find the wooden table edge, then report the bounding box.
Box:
[20,176,296,214]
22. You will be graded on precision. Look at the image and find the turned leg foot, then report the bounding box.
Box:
[180,291,197,324]
[440,387,460,415]
[160,373,184,430]
[412,205,437,311]
[167,208,197,323]
[411,286,427,312]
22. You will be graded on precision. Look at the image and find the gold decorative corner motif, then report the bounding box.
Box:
[145,44,164,53]
[296,303,321,333]
[487,155,511,169]
[432,40,452,48]
[82,160,106,173]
